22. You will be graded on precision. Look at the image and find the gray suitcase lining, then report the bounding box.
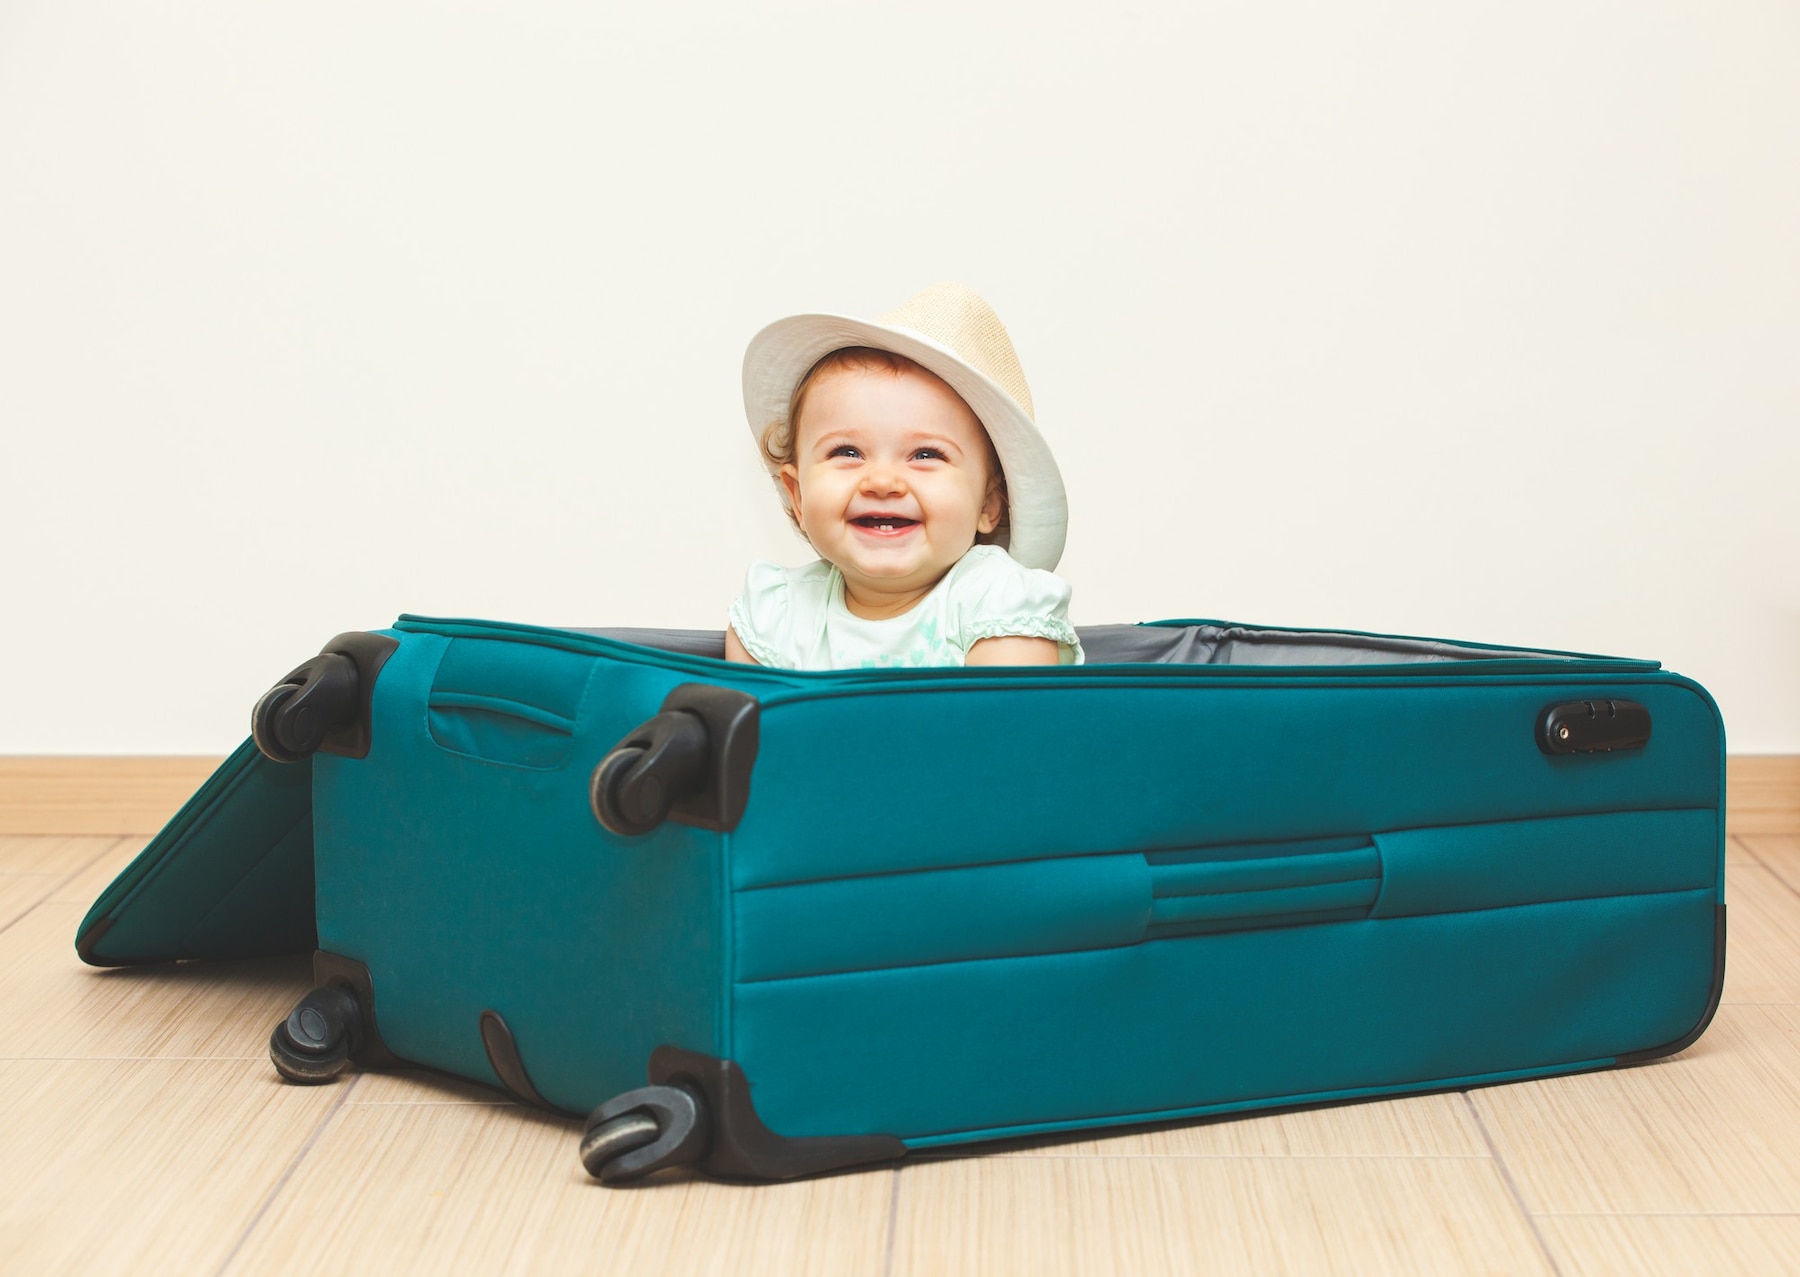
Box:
[577,624,1581,666]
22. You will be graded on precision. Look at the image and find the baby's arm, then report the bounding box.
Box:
[965,636,1060,666]
[724,626,760,664]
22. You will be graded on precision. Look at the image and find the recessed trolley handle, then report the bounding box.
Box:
[1537,698,1652,755]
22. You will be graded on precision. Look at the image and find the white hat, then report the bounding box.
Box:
[742,282,1068,572]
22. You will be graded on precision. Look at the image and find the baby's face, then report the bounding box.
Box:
[781,364,1002,617]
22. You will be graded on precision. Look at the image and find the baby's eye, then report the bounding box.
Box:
[827,445,862,459]
[911,447,947,462]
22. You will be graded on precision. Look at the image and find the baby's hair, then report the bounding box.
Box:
[760,346,1009,542]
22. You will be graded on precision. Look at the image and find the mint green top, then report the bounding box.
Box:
[729,545,1083,671]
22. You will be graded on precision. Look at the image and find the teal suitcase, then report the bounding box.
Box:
[77,615,1726,1183]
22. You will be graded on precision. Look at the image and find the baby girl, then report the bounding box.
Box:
[726,283,1082,670]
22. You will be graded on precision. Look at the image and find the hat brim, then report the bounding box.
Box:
[742,313,1068,572]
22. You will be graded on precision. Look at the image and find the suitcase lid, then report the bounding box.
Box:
[74,740,317,966]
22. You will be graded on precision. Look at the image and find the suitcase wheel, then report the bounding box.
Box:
[252,654,360,763]
[269,986,361,1084]
[590,710,710,837]
[580,1083,711,1184]
[578,1112,661,1175]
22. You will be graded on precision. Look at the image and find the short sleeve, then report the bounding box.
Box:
[945,547,1084,665]
[727,560,793,667]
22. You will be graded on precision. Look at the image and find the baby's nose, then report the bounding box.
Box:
[860,465,907,497]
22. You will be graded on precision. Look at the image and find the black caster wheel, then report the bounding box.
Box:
[251,652,359,763]
[269,986,361,1084]
[589,709,710,837]
[250,684,304,763]
[578,1112,661,1174]
[590,745,657,836]
[580,1084,711,1184]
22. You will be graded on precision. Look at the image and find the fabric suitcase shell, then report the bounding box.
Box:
[78,615,1725,1181]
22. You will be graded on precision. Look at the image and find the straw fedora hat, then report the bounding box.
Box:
[742,282,1068,572]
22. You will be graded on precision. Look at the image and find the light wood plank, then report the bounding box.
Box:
[0,900,310,1059]
[1470,1003,1800,1215]
[0,1057,343,1276]
[1722,863,1800,1005]
[890,1155,1552,1277]
[1726,835,1755,865]
[0,836,127,931]
[0,756,225,836]
[0,834,122,876]
[225,1103,892,1276]
[967,1091,1485,1159]
[1540,1215,1800,1277]
[0,874,66,931]
[351,1069,515,1105]
[1726,756,1800,835]
[48,835,149,906]
[1740,834,1800,895]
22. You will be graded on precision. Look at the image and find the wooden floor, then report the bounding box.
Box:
[3,767,1799,1274]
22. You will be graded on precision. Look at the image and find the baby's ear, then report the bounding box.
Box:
[779,465,803,519]
[977,476,1005,535]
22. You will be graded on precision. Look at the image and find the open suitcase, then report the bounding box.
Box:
[77,614,1726,1183]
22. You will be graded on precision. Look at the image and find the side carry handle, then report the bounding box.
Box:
[590,684,760,837]
[1537,698,1652,755]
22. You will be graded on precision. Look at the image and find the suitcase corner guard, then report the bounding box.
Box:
[580,1046,906,1185]
[590,684,760,837]
[252,632,401,763]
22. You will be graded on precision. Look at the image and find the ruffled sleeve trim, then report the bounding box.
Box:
[727,599,785,667]
[728,560,794,668]
[963,614,1083,663]
[947,547,1085,665]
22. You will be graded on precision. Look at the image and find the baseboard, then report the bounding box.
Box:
[0,754,1795,838]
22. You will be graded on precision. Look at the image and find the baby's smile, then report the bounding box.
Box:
[850,513,920,536]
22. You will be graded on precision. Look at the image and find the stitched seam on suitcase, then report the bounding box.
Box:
[732,884,1716,985]
[731,804,1718,892]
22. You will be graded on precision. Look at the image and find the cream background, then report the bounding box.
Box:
[2,1,1795,752]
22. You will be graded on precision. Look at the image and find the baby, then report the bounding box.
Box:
[726,283,1082,670]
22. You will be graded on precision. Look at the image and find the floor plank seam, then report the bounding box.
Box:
[0,838,121,937]
[1744,858,1800,904]
[1462,1092,1566,1277]
[0,1055,279,1063]
[1717,1001,1800,1008]
[1533,1211,1800,1219]
[210,1071,363,1277]
[0,892,72,938]
[882,1167,901,1277]
[905,1152,1497,1162]
[346,1100,519,1108]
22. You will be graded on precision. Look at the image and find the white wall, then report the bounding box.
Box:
[2,1,1795,753]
